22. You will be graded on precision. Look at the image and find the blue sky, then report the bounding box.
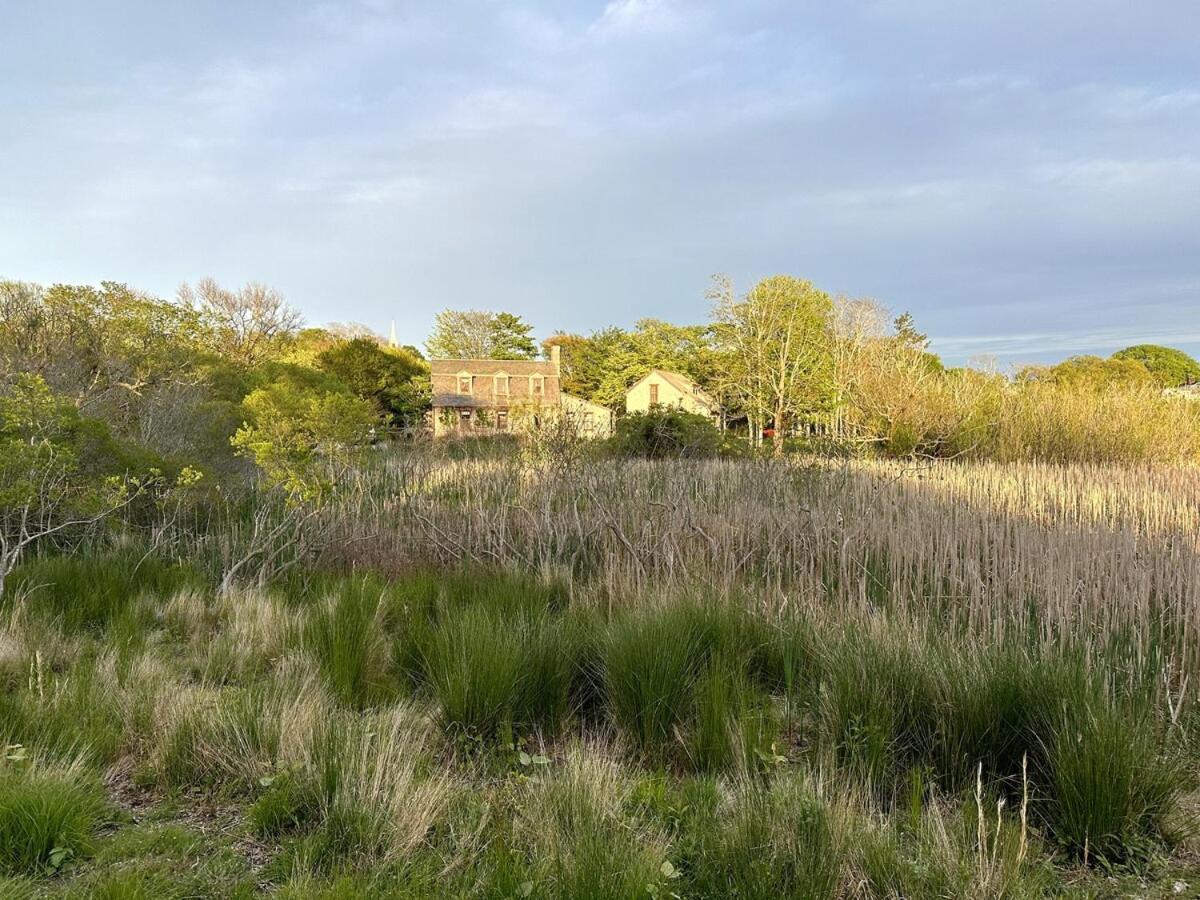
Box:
[2,1,1198,365]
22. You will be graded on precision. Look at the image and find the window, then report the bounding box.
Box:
[494,374,509,395]
[583,412,595,429]
[497,410,508,431]
[531,375,544,397]
[459,409,472,428]
[649,383,659,405]
[457,374,473,394]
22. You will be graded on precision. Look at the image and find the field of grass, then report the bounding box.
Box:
[1,455,1199,896]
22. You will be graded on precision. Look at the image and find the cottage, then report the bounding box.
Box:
[625,369,719,422]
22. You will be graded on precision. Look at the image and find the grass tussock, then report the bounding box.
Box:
[0,755,108,877]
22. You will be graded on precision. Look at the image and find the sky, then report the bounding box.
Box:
[2,1,1199,366]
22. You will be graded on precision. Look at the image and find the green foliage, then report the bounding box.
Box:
[231,377,375,499]
[425,309,537,360]
[317,338,430,427]
[1020,354,1155,389]
[611,409,722,459]
[1113,344,1200,387]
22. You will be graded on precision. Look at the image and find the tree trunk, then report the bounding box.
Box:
[773,405,785,456]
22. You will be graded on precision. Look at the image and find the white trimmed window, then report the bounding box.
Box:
[494,373,510,396]
[457,372,472,394]
[531,374,545,397]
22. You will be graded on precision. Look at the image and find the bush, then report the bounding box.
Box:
[610,409,722,459]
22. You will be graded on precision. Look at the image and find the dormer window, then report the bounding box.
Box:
[457,373,473,394]
[531,374,545,397]
[494,373,509,396]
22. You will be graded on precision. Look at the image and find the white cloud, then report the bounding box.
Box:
[589,0,682,38]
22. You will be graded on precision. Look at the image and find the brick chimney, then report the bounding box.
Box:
[550,343,561,374]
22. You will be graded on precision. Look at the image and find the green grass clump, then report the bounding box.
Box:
[520,747,672,900]
[602,600,749,758]
[422,605,528,740]
[0,759,108,876]
[5,551,202,633]
[1044,698,1187,863]
[304,580,393,708]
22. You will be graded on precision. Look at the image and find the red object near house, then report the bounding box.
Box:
[762,427,775,439]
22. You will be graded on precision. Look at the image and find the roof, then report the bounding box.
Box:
[561,393,612,414]
[430,358,557,377]
[630,368,717,408]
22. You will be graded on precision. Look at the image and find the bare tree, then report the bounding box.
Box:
[179,278,301,365]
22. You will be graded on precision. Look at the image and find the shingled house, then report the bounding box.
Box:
[430,346,612,437]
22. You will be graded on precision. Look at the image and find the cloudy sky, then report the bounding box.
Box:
[2,1,1198,365]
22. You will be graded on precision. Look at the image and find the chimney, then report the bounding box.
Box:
[550,343,561,374]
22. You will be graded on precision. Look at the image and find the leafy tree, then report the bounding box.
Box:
[317,338,430,427]
[1112,344,1200,387]
[230,379,375,501]
[1019,355,1154,389]
[0,374,169,594]
[426,309,537,360]
[178,278,302,365]
[545,322,723,411]
[710,274,835,454]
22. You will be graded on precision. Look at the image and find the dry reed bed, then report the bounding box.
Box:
[328,455,1200,669]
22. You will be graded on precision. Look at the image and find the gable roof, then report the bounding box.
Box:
[430,358,557,377]
[628,369,716,408]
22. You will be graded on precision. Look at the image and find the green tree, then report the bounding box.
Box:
[317,338,430,427]
[0,374,166,594]
[1020,355,1154,389]
[1112,344,1200,387]
[230,379,375,501]
[711,275,835,454]
[426,309,537,360]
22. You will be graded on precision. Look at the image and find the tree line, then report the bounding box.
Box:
[428,276,1200,457]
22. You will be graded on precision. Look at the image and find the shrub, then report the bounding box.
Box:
[610,409,722,459]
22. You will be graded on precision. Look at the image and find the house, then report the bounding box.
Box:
[430,346,614,438]
[625,369,719,421]
[561,393,615,438]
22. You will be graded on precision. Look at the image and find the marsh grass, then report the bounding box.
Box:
[3,456,1198,892]
[519,744,671,900]
[304,580,392,708]
[0,755,108,876]
[5,551,201,633]
[691,773,849,899]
